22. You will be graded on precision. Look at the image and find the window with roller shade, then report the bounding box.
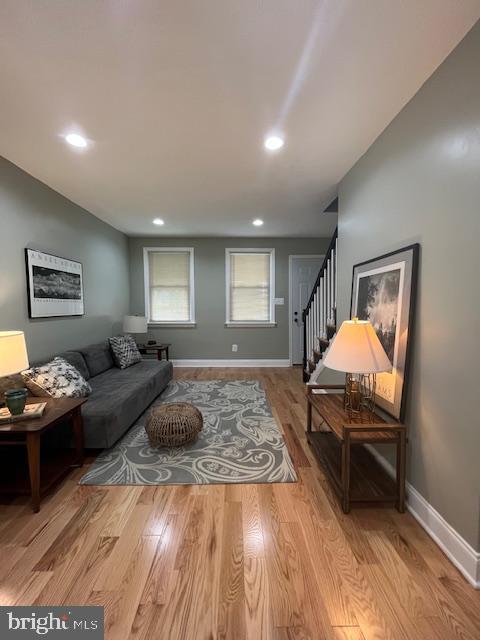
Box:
[226,249,275,324]
[144,248,195,324]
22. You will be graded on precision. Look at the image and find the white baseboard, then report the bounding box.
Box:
[172,359,291,368]
[365,444,480,589]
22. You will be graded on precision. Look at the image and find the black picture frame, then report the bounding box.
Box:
[25,248,85,318]
[350,243,419,422]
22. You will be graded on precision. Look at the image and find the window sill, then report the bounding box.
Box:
[148,322,196,328]
[225,322,277,328]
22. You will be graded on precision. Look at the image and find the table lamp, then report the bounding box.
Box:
[123,315,148,344]
[0,331,30,415]
[322,318,392,420]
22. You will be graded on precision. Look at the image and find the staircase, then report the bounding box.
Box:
[302,227,338,382]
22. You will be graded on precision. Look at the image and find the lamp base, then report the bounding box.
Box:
[343,373,377,422]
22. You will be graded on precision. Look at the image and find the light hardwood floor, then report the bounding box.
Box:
[1,367,479,640]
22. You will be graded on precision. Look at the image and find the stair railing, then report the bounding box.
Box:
[302,227,338,382]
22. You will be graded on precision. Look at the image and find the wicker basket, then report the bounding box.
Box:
[145,402,203,447]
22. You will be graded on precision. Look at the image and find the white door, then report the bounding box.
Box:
[289,255,323,365]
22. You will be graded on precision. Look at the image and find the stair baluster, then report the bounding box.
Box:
[326,257,331,328]
[323,273,327,338]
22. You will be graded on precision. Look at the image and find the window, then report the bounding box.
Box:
[226,248,275,325]
[144,248,195,324]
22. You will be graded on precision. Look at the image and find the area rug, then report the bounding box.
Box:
[79,379,297,485]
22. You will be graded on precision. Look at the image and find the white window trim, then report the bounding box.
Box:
[143,247,195,326]
[225,248,276,327]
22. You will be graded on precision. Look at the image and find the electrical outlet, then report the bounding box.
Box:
[232,344,238,352]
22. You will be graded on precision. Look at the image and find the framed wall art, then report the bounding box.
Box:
[25,248,84,318]
[350,244,419,421]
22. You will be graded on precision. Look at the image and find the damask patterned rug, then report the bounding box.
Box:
[79,379,297,485]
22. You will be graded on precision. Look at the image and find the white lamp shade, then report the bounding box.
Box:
[0,331,29,376]
[123,315,148,333]
[323,319,392,374]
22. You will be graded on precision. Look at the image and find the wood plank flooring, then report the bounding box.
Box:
[0,367,479,640]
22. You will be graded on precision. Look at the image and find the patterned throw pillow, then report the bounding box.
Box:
[109,335,142,369]
[21,357,92,398]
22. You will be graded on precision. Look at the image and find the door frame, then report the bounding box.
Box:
[288,254,324,366]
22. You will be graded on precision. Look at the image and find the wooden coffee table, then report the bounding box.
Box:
[0,397,86,512]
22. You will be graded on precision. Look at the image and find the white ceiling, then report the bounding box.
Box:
[1,1,479,237]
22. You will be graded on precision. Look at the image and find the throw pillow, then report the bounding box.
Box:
[21,357,92,398]
[109,335,142,369]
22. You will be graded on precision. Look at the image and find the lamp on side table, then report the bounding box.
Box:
[123,315,148,346]
[323,318,392,421]
[0,331,29,415]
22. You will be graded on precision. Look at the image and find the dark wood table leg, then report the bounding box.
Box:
[396,430,406,513]
[165,346,169,361]
[26,432,41,513]
[341,430,351,513]
[307,399,312,433]
[72,408,84,466]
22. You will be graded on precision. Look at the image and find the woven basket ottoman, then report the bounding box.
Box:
[145,402,203,447]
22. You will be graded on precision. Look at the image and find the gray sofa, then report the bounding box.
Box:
[54,341,173,448]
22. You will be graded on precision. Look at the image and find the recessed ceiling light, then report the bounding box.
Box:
[264,135,284,151]
[252,218,264,226]
[65,133,88,148]
[152,218,164,226]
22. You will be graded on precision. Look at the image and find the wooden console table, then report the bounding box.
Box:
[0,397,86,512]
[306,385,406,513]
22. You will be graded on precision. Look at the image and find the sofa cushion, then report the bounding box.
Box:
[22,357,92,398]
[79,341,114,377]
[56,350,90,381]
[82,360,173,448]
[109,335,142,369]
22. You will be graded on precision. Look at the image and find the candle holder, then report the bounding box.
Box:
[5,388,28,415]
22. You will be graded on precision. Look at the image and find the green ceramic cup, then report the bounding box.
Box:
[5,388,28,415]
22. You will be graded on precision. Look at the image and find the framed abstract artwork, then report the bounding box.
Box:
[350,244,419,421]
[25,248,84,318]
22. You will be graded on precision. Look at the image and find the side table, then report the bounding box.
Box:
[306,384,406,513]
[138,343,170,361]
[0,397,86,512]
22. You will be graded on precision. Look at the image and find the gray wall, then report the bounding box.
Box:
[129,237,329,359]
[0,156,130,362]
[337,22,480,549]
